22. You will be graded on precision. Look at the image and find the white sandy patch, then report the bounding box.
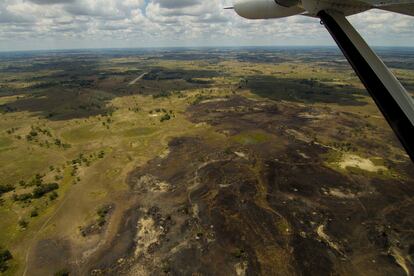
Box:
[0,94,26,104]
[234,151,248,160]
[132,174,170,192]
[200,98,229,104]
[159,148,170,159]
[219,184,232,188]
[195,122,208,128]
[298,112,330,120]
[390,247,411,276]
[316,225,343,255]
[339,154,387,172]
[297,151,310,159]
[128,264,149,276]
[192,203,199,218]
[285,129,312,143]
[235,262,248,276]
[135,216,162,257]
[328,188,356,199]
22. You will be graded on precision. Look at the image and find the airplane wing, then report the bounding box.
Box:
[359,0,413,4]
[358,0,414,16]
[378,4,414,16]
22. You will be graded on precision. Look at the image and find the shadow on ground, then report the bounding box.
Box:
[246,75,368,106]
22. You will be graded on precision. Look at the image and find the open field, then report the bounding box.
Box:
[0,47,413,275]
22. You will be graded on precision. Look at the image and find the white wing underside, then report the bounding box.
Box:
[358,0,414,16]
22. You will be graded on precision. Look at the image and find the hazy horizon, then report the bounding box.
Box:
[1,0,414,51]
[1,44,414,54]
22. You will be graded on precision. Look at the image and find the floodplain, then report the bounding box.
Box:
[0,47,413,275]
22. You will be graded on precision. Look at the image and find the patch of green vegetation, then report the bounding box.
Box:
[246,76,367,106]
[152,91,171,99]
[12,193,33,202]
[161,261,171,273]
[370,157,385,167]
[54,268,70,276]
[23,173,44,187]
[49,191,58,201]
[275,218,291,236]
[122,127,156,137]
[0,151,58,187]
[97,204,112,226]
[128,107,140,113]
[322,150,342,165]
[32,183,59,198]
[192,95,214,105]
[330,142,357,153]
[61,125,104,143]
[232,248,247,259]
[232,131,270,145]
[24,126,70,149]
[0,137,12,149]
[12,182,59,202]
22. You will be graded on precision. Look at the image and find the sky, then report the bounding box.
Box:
[0,0,413,51]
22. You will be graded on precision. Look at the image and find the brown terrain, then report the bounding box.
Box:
[27,96,414,275]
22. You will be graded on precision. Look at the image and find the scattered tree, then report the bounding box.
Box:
[18,219,28,229]
[32,183,59,198]
[160,114,171,122]
[49,191,58,201]
[0,248,13,272]
[30,209,39,217]
[0,184,14,196]
[13,193,32,202]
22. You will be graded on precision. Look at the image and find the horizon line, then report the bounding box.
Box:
[1,45,414,53]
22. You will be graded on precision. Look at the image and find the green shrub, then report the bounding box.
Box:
[97,205,111,218]
[0,248,13,272]
[33,183,59,198]
[49,191,58,201]
[0,184,14,196]
[18,219,28,229]
[96,205,112,226]
[29,130,38,137]
[232,248,247,259]
[54,139,62,146]
[13,193,33,202]
[160,114,171,122]
[28,174,43,187]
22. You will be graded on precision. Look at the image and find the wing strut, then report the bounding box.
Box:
[318,10,414,162]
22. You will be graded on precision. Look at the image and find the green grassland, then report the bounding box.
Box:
[0,48,413,275]
[232,130,271,145]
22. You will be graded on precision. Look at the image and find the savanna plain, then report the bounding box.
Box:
[0,47,414,276]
